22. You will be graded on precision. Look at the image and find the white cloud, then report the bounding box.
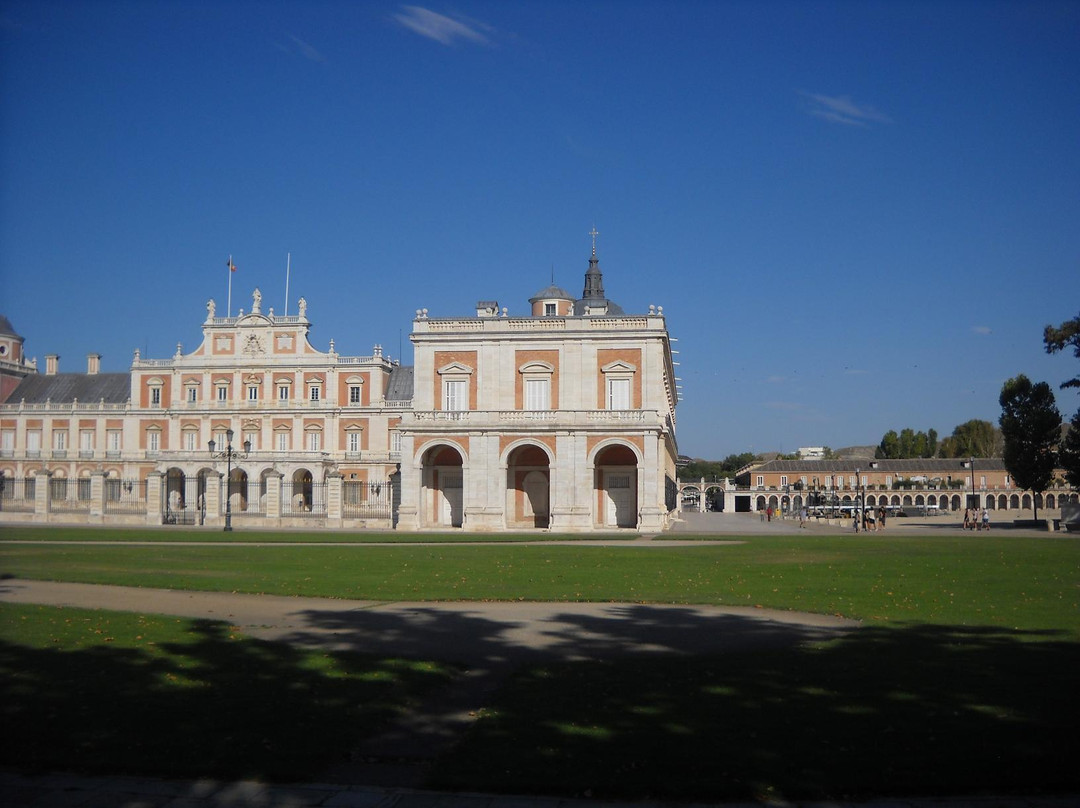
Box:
[394,5,491,46]
[972,325,993,335]
[802,93,893,127]
[289,35,327,63]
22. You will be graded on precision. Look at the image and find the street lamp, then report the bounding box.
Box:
[208,428,250,532]
[968,457,977,511]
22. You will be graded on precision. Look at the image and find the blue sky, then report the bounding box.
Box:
[2,0,1078,459]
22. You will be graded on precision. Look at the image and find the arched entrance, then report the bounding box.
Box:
[165,468,186,512]
[291,469,313,512]
[594,444,638,528]
[506,443,550,528]
[229,468,249,512]
[422,444,464,528]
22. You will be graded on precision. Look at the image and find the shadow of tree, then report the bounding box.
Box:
[427,622,1080,801]
[0,613,454,782]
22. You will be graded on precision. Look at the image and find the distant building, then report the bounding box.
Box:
[797,447,826,459]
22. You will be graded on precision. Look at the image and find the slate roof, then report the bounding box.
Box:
[385,365,414,401]
[528,285,574,302]
[0,315,21,338]
[6,373,131,404]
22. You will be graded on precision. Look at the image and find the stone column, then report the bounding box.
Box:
[34,469,53,522]
[145,471,164,525]
[204,471,224,527]
[638,433,665,532]
[264,470,283,522]
[396,433,420,530]
[89,470,106,523]
[326,472,343,527]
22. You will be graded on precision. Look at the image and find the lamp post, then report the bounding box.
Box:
[208,428,250,532]
[969,457,977,511]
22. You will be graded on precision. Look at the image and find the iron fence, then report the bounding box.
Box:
[342,480,392,520]
[104,480,148,514]
[0,477,35,512]
[281,481,327,517]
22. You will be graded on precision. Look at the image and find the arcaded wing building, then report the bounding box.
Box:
[0,246,680,532]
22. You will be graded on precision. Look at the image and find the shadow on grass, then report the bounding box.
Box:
[429,622,1080,802]
[0,614,453,782]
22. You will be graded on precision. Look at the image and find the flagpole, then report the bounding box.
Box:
[227,254,233,318]
[284,252,291,316]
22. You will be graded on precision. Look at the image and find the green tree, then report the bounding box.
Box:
[876,428,937,459]
[1044,312,1080,390]
[1044,312,1080,488]
[999,375,1061,521]
[938,419,1002,458]
[1059,410,1080,489]
[876,430,900,459]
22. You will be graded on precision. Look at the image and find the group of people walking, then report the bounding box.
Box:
[851,506,888,533]
[963,507,991,531]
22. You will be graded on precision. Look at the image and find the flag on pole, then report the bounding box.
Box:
[227,257,237,272]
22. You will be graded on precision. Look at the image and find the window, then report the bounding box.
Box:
[544,302,556,316]
[278,385,290,401]
[79,430,94,455]
[217,385,228,402]
[53,431,67,451]
[107,431,121,453]
[607,378,631,410]
[147,430,160,453]
[1,430,13,454]
[243,431,258,451]
[309,385,320,402]
[187,386,198,403]
[525,377,550,411]
[150,387,161,406]
[780,475,788,487]
[391,429,402,454]
[247,385,259,401]
[349,385,362,404]
[756,475,764,488]
[307,431,321,452]
[276,431,290,451]
[27,430,41,453]
[183,430,198,451]
[444,379,467,411]
[347,432,360,453]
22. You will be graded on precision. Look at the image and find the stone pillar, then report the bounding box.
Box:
[204,471,224,527]
[264,471,283,521]
[698,478,705,513]
[638,434,665,532]
[326,472,343,526]
[89,470,106,523]
[550,432,591,531]
[146,471,164,525]
[396,434,420,530]
[34,469,52,522]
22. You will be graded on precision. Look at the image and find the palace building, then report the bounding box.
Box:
[0,243,681,531]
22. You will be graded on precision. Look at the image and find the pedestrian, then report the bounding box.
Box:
[878,505,886,532]
[853,509,860,533]
[799,506,808,528]
[963,508,971,530]
[982,508,990,531]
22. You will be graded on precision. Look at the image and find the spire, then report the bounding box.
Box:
[582,227,605,300]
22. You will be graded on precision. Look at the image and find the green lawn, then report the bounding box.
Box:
[1,528,1077,800]
[0,602,454,782]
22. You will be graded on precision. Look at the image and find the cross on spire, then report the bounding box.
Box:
[588,226,599,256]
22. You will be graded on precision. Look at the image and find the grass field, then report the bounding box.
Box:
[1,527,1078,800]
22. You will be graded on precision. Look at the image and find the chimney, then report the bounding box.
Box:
[45,354,59,375]
[87,353,101,375]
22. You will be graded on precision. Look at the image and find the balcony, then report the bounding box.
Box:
[407,409,659,428]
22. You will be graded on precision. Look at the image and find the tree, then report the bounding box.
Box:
[938,419,1002,458]
[875,428,938,459]
[1044,312,1080,488]
[1060,410,1080,489]
[1044,312,1080,390]
[999,375,1061,521]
